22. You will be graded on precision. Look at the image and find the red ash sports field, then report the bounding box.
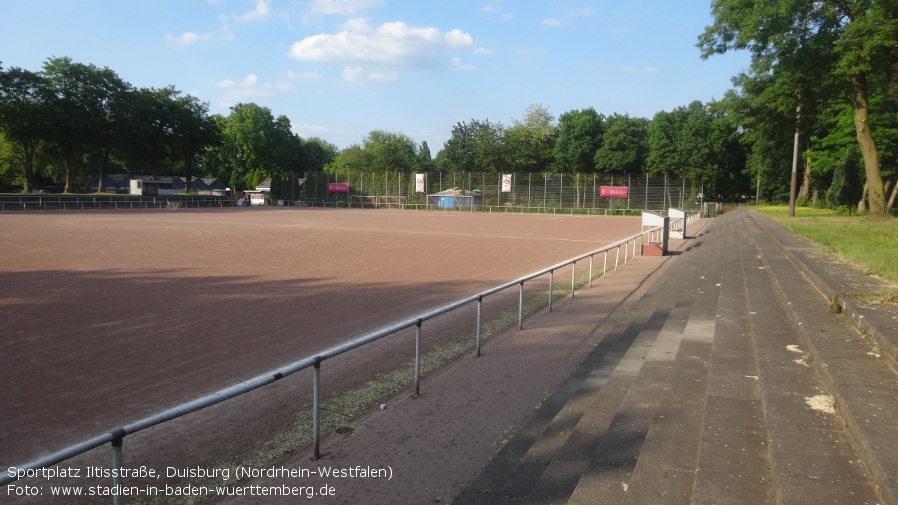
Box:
[1,208,640,469]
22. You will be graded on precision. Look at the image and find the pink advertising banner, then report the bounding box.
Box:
[599,186,629,198]
[328,183,350,193]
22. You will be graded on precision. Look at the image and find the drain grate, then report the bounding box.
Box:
[335,426,354,437]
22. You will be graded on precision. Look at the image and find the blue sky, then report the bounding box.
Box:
[1,0,750,151]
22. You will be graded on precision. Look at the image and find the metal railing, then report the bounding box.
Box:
[1,222,671,502]
[0,195,235,211]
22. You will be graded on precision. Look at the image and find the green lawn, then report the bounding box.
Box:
[755,206,898,285]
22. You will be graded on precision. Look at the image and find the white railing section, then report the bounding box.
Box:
[1,224,674,502]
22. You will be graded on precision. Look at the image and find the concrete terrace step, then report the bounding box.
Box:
[452,225,714,505]
[743,210,898,504]
[455,209,892,505]
[567,212,727,505]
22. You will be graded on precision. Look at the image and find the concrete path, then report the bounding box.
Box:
[212,208,898,505]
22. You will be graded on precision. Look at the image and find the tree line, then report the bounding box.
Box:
[0,57,338,194]
[0,57,741,199]
[2,0,897,214]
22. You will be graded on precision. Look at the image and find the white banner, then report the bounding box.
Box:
[501,174,512,193]
[415,173,425,193]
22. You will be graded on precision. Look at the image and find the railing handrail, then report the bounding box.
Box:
[1,223,672,487]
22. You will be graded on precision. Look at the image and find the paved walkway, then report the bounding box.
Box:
[212,208,898,504]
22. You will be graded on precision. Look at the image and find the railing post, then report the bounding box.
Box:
[632,239,637,261]
[518,282,524,330]
[312,359,321,460]
[604,251,608,277]
[415,320,422,395]
[624,242,628,265]
[111,431,125,505]
[548,270,554,312]
[588,255,594,287]
[615,247,620,271]
[475,296,483,357]
[571,262,576,298]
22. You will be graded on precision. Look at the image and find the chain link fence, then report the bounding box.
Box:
[301,171,704,214]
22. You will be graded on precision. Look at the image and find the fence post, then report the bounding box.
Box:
[312,360,321,460]
[548,270,554,312]
[518,282,524,330]
[111,432,125,505]
[415,320,422,395]
[475,296,483,357]
[571,262,576,298]
[588,255,594,287]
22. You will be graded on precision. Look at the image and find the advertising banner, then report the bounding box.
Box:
[501,174,513,193]
[415,174,425,193]
[599,186,629,198]
[328,183,350,193]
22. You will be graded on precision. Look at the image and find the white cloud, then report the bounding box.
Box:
[309,0,385,15]
[449,57,475,71]
[340,17,373,33]
[341,65,399,84]
[221,0,271,23]
[480,0,513,20]
[288,19,474,69]
[213,73,293,104]
[474,47,494,56]
[165,32,212,45]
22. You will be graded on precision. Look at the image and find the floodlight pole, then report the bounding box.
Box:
[230,106,237,200]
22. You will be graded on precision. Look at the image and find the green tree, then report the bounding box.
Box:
[363,129,418,173]
[699,0,898,214]
[826,151,864,209]
[328,144,373,173]
[116,87,176,175]
[593,114,648,173]
[417,140,435,172]
[505,103,557,172]
[0,65,50,192]
[227,103,297,189]
[467,119,507,173]
[442,120,475,172]
[169,92,219,192]
[553,108,604,174]
[41,57,100,192]
[301,137,338,172]
[646,108,681,176]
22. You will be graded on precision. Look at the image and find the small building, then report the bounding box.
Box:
[242,190,267,206]
[130,176,175,196]
[89,174,132,194]
[427,188,484,209]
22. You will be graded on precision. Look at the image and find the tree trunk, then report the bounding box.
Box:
[852,73,886,215]
[797,148,811,201]
[97,149,109,194]
[63,157,71,194]
[886,181,898,209]
[22,153,34,194]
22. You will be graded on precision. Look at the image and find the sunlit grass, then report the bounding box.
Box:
[755,205,898,284]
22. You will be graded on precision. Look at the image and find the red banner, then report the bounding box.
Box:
[599,186,629,198]
[328,183,350,193]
